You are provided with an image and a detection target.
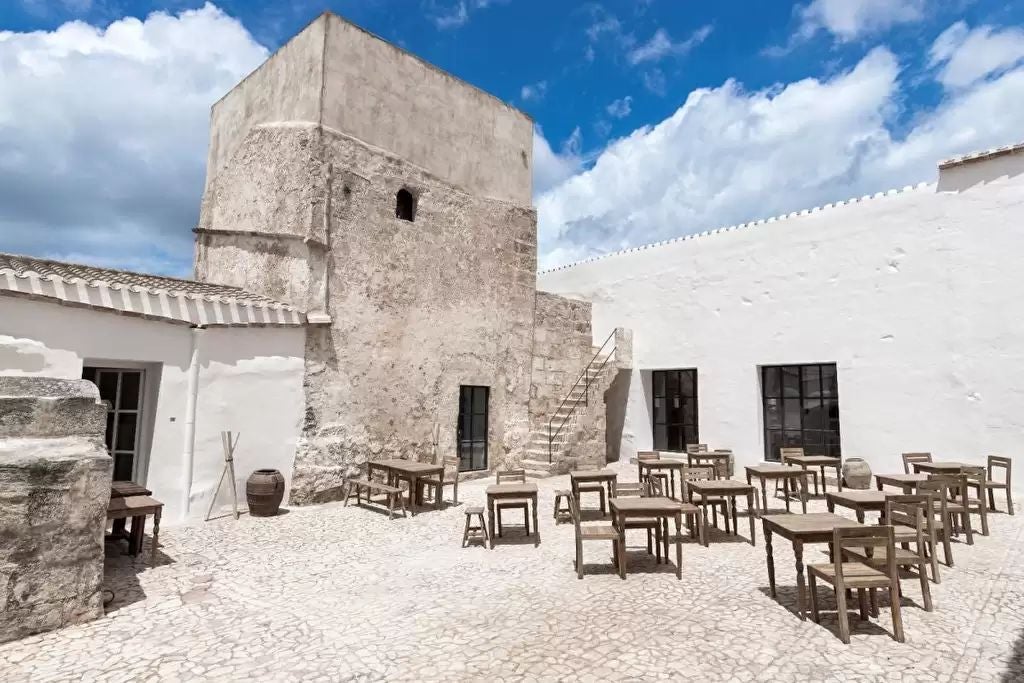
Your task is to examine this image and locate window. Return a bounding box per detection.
[457,385,488,471]
[82,367,145,481]
[761,363,840,461]
[651,369,698,452]
[395,188,416,222]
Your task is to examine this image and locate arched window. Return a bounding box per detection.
[395,188,416,222]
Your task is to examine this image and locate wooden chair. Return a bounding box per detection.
[845,497,934,612]
[961,467,991,536]
[553,489,572,522]
[886,493,941,584]
[614,482,645,497]
[928,473,975,546]
[902,452,932,474]
[419,455,460,507]
[462,506,489,547]
[916,479,956,567]
[682,465,729,534]
[576,481,608,515]
[569,492,619,579]
[622,477,663,561]
[778,447,818,497]
[712,448,734,479]
[495,469,529,537]
[637,451,669,496]
[967,456,1014,515]
[807,526,905,644]
[651,473,703,550]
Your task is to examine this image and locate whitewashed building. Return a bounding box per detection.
[0,254,308,523]
[538,144,1024,493]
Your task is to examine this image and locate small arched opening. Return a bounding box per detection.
[395,188,416,222]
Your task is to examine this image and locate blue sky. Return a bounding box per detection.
[1,0,1023,274]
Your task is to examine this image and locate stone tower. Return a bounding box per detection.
[195,13,538,501]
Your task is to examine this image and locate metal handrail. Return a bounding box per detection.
[548,329,617,462]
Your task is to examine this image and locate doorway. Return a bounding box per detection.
[82,366,145,481]
[457,385,489,472]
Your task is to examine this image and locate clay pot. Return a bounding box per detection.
[842,458,872,490]
[246,469,285,517]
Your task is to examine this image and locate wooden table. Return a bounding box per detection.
[109,481,153,544]
[762,513,862,619]
[107,495,163,563]
[687,452,731,479]
[368,459,444,514]
[745,465,809,515]
[875,472,928,492]
[608,497,684,579]
[825,490,890,523]
[637,459,688,499]
[687,479,757,546]
[785,455,842,495]
[486,483,539,549]
[570,469,617,501]
[913,461,970,474]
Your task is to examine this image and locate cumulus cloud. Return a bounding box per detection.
[520,80,548,102]
[798,0,925,41]
[536,44,1024,269]
[532,127,583,197]
[930,22,1024,90]
[628,25,713,65]
[0,4,268,276]
[606,96,633,119]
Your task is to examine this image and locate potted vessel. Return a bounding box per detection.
[842,458,872,489]
[246,469,285,516]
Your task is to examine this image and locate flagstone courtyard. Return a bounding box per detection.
[3,462,1022,682]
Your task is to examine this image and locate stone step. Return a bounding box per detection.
[521,458,559,476]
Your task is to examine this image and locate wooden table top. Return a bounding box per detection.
[372,459,443,474]
[609,497,683,515]
[110,481,152,498]
[486,483,539,496]
[826,490,889,508]
[875,473,929,484]
[762,512,862,539]
[638,459,689,470]
[688,479,754,495]
[786,455,842,466]
[571,469,617,481]
[107,495,163,518]
[914,461,970,472]
[745,465,807,477]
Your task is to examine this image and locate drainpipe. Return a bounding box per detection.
[182,326,202,517]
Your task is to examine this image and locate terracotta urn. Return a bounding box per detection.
[842,458,872,490]
[246,469,285,516]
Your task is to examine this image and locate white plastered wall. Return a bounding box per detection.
[0,296,306,523]
[539,156,1024,495]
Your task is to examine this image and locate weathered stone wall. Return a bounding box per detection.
[528,292,593,426]
[0,377,112,644]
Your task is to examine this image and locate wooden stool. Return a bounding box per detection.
[553,489,572,521]
[462,506,489,547]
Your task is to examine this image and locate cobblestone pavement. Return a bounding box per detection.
[4,462,1023,682]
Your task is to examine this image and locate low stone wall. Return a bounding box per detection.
[0,377,112,644]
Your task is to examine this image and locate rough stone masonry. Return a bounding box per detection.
[0,377,112,644]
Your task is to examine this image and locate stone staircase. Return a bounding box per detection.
[521,350,617,478]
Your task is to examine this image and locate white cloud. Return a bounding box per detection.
[606,96,633,119]
[536,44,1024,269]
[20,0,93,16]
[0,3,268,275]
[628,25,712,64]
[532,126,583,197]
[520,80,548,102]
[429,0,504,30]
[930,22,1024,90]
[642,68,667,96]
[798,0,925,41]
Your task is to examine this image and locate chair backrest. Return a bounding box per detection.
[779,447,804,465]
[902,452,932,474]
[567,490,583,535]
[442,455,460,482]
[615,482,644,498]
[928,472,969,502]
[917,479,950,524]
[682,465,715,499]
[832,526,897,589]
[637,451,660,461]
[496,469,526,484]
[644,475,665,497]
[884,494,933,550]
[987,455,1012,484]
[686,443,708,454]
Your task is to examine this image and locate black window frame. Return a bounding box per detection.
[456,385,489,472]
[760,363,841,462]
[651,369,699,452]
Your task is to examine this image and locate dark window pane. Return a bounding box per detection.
[119,372,141,410]
[653,371,665,397]
[783,430,803,447]
[471,442,486,470]
[471,414,486,439]
[652,369,697,453]
[98,372,118,405]
[666,371,679,397]
[782,367,800,397]
[667,425,681,451]
[115,413,137,452]
[472,388,487,414]
[767,431,784,461]
[821,365,838,397]
[763,367,780,398]
[803,399,825,430]
[457,386,488,471]
[104,413,114,451]
[680,371,694,396]
[653,397,665,425]
[801,365,821,398]
[113,453,133,481]
[783,399,802,430]
[654,424,667,450]
[670,396,682,423]
[682,398,696,426]
[683,427,698,449]
[765,398,782,429]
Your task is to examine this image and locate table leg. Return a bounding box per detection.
[856,510,865,524]
[799,476,808,514]
[835,465,843,492]
[819,466,827,493]
[131,515,145,557]
[409,475,419,515]
[670,470,677,499]
[532,493,539,547]
[747,491,756,545]
[731,496,739,535]
[783,477,792,512]
[764,523,776,597]
[827,498,835,513]
[795,540,806,620]
[760,479,768,518]
[151,508,161,564]
[701,502,710,547]
[876,478,884,491]
[488,498,496,550]
[616,512,626,579]
[674,512,682,579]
[807,466,818,496]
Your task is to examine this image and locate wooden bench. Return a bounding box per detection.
[343,478,407,519]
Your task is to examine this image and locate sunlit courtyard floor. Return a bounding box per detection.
[3,461,1023,682]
